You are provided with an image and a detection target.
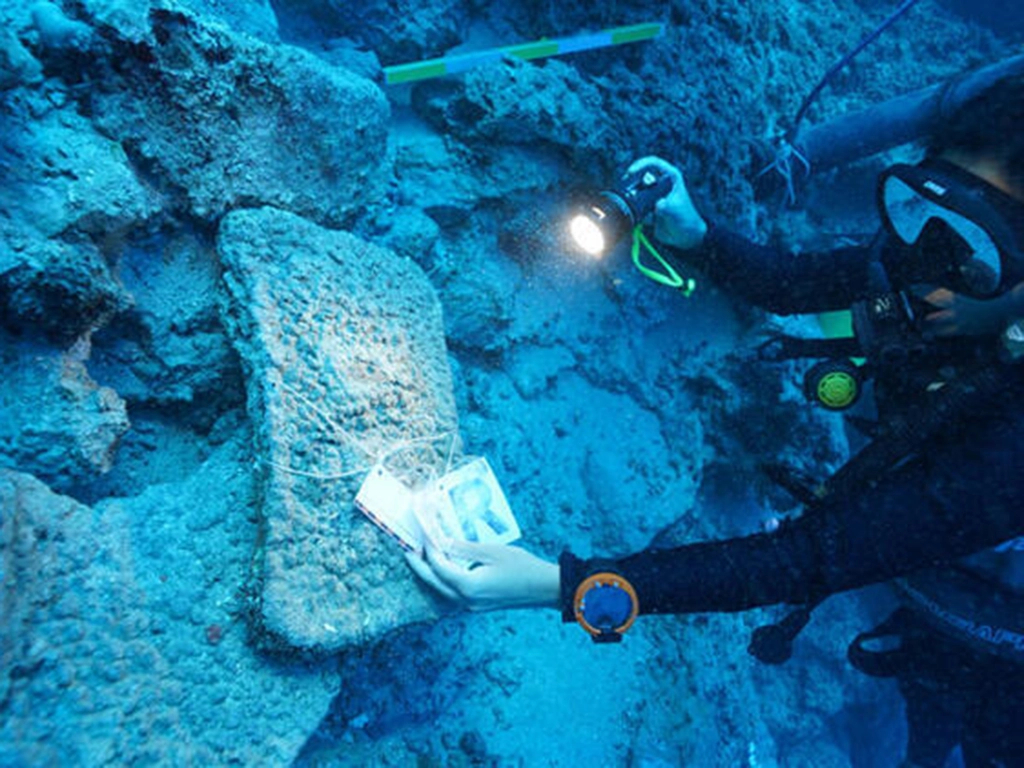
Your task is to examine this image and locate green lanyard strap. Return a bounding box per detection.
[631,226,696,295]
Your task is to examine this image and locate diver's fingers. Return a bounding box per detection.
[628,155,683,184]
[654,192,692,216]
[923,287,956,308]
[910,284,953,308]
[424,540,478,594]
[441,539,508,565]
[923,309,957,336]
[923,308,955,322]
[405,549,461,601]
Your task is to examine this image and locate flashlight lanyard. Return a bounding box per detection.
[631,226,696,295]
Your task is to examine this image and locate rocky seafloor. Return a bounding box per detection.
[1,0,1019,765]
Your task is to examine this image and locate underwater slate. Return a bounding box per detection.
[218,207,457,652]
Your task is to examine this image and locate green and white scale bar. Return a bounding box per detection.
[384,22,664,85]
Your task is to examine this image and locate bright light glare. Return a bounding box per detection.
[569,215,605,256]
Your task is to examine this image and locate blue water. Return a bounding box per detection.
[1,0,1021,765]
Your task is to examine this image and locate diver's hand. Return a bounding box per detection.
[628,155,708,250]
[405,540,560,612]
[918,281,1024,337]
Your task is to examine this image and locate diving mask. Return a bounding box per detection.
[879,160,1024,299]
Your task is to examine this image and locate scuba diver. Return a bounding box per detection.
[407,73,1024,767]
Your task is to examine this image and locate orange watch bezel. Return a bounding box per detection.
[572,572,639,638]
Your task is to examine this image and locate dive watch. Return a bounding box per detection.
[573,572,639,643]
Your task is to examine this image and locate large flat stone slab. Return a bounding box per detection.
[218,207,457,651]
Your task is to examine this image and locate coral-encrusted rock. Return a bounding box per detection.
[62,0,279,43]
[0,334,129,492]
[272,0,465,62]
[218,207,457,652]
[80,7,389,225]
[87,227,243,416]
[412,58,606,156]
[0,99,160,243]
[0,468,178,766]
[0,241,125,344]
[0,100,155,342]
[0,440,340,766]
[0,26,42,89]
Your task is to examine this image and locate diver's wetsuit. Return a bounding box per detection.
[558,223,1024,766]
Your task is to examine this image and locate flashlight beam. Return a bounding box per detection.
[384,22,664,85]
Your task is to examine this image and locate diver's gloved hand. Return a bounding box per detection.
[628,155,708,250]
[405,540,560,612]
[916,280,1024,337]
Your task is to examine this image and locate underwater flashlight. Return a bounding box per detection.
[569,165,674,257]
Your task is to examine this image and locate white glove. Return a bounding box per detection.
[628,155,708,250]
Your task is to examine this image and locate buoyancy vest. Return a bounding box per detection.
[758,234,1024,665]
[894,536,1024,663]
[855,299,1024,663]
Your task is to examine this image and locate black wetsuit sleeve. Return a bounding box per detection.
[677,224,878,315]
[559,413,1024,619]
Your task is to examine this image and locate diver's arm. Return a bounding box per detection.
[632,156,876,315]
[673,224,878,316]
[409,405,1024,619]
[918,280,1024,337]
[407,540,562,611]
[560,413,1024,618]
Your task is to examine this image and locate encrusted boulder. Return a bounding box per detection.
[56,4,388,225]
[0,439,341,765]
[218,207,458,652]
[412,57,606,155]
[273,0,466,62]
[0,26,41,88]
[0,100,156,342]
[0,334,129,492]
[32,0,279,49]
[0,469,169,766]
[87,227,243,416]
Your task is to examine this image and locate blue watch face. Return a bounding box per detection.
[582,583,634,631]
